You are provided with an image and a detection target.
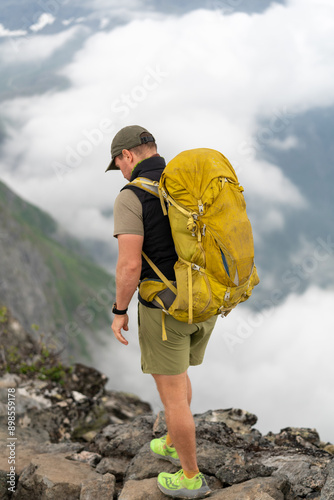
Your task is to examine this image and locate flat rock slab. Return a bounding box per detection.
[12,452,116,499]
[0,428,81,475]
[209,476,288,499]
[80,473,115,499]
[118,477,166,500]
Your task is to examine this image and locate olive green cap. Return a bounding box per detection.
[105,125,155,171]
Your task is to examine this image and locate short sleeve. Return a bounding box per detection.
[113,189,144,237]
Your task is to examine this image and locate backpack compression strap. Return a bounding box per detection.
[141,252,177,341]
[141,252,177,296]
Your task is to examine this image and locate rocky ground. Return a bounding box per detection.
[0,307,334,499]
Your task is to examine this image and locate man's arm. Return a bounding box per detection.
[111,233,143,345]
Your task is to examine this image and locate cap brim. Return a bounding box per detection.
[105,157,118,172]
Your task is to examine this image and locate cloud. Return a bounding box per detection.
[78,0,148,17]
[0,0,333,241]
[266,135,299,151]
[0,25,85,63]
[282,234,334,289]
[239,158,306,206]
[0,24,27,37]
[30,13,56,33]
[254,208,285,233]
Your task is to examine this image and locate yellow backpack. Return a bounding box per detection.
[131,148,259,331]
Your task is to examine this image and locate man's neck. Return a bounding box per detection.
[132,153,160,173]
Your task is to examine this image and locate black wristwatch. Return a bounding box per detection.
[112,303,128,315]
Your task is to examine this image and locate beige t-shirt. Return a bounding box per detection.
[113,189,144,237]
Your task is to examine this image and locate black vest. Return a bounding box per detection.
[122,155,177,307]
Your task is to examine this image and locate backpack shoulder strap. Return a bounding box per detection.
[128,177,159,197]
[128,177,168,215]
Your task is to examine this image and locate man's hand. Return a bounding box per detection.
[111,314,129,345]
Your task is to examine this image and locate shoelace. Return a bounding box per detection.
[173,470,184,485]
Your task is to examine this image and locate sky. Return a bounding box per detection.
[1,0,334,442]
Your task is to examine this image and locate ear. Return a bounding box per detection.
[121,149,131,160]
[122,149,138,167]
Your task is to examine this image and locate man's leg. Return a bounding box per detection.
[152,370,198,473]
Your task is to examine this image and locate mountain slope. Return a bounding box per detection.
[0,179,115,360]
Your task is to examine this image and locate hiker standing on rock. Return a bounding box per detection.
[107,125,217,498]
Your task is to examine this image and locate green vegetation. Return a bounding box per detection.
[0,306,8,323]
[4,337,72,385]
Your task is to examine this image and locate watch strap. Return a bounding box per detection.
[112,303,128,315]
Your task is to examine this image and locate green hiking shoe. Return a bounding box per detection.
[157,469,211,499]
[150,435,181,466]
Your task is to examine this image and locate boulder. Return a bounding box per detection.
[93,414,155,458]
[259,452,331,497]
[319,460,334,500]
[96,456,131,480]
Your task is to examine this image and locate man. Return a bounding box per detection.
[107,125,217,499]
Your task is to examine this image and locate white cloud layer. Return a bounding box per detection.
[2,0,333,243]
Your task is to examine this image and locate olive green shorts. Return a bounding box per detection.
[138,303,217,375]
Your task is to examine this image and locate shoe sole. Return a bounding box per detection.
[150,448,181,466]
[157,481,211,499]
